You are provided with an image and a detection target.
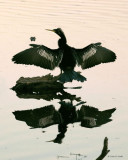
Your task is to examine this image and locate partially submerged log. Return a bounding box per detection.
[12,74,63,90]
[12,74,63,94]
[12,74,81,101]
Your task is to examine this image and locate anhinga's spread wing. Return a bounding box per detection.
[12,44,63,70]
[73,42,116,69]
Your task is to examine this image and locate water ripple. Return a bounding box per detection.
[0,0,128,31]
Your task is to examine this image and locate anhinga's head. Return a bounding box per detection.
[46,28,65,38]
[46,28,67,47]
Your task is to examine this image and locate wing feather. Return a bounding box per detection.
[73,42,116,69]
[12,44,63,70]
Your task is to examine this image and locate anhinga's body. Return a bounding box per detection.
[49,28,76,73]
[12,28,116,83]
[59,45,76,71]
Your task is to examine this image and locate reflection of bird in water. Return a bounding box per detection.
[12,28,116,83]
[13,102,116,144]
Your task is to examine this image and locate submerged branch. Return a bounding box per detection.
[96,137,110,160]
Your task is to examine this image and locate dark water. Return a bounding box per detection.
[0,0,128,159]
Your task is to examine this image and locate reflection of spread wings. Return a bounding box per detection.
[12,44,63,70]
[73,42,116,69]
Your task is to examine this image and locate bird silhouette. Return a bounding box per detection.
[12,28,116,83]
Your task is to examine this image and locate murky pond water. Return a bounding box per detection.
[0,0,128,160]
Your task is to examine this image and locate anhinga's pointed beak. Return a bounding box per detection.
[46,29,55,32]
[46,140,54,142]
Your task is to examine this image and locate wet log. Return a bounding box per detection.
[12,74,63,95]
[12,74,63,91]
[12,74,81,101]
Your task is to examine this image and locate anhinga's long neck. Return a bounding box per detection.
[58,34,67,48]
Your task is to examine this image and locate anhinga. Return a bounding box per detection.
[12,28,116,83]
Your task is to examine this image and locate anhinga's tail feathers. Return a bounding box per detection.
[59,70,86,83]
